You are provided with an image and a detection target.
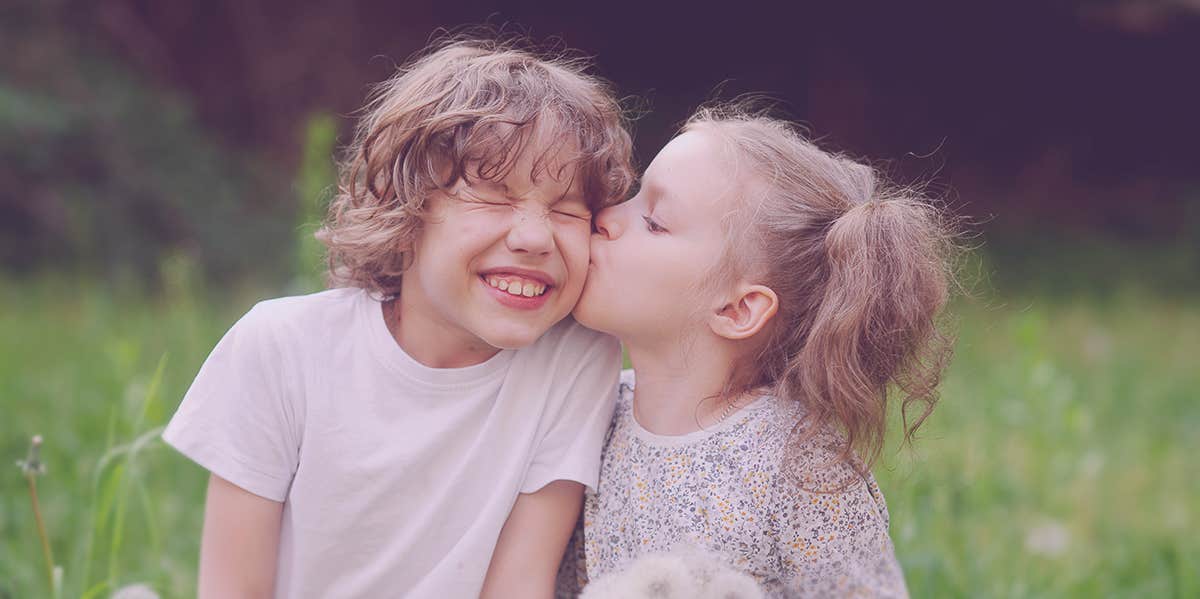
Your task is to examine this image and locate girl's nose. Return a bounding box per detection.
[592,205,624,240]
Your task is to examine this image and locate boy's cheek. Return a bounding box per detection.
[559,226,592,263]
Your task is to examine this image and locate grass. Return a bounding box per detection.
[877,289,1199,597]
[0,272,272,599]
[1,269,1196,598]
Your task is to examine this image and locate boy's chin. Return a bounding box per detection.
[481,329,545,350]
[479,310,574,349]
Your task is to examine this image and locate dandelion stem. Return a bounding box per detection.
[26,471,56,590]
[19,435,56,592]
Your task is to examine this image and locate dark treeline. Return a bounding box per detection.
[2,0,1198,283]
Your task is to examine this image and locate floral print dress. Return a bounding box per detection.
[560,370,908,598]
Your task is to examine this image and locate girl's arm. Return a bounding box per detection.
[774,472,909,598]
[480,479,584,599]
[198,474,284,599]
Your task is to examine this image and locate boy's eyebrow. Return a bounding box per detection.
[473,178,510,193]
[554,187,586,204]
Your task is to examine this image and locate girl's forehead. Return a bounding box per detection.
[646,131,740,210]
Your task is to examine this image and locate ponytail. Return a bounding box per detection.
[785,198,952,469]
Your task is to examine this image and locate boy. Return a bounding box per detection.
[163,38,635,598]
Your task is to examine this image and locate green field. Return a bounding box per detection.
[1,269,1197,598]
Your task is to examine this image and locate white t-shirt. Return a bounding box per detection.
[162,287,620,598]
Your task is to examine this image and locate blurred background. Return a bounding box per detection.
[1,0,1196,597]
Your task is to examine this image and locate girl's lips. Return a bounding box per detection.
[480,276,553,310]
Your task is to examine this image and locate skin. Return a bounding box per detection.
[479,480,584,598]
[198,136,595,598]
[389,141,592,367]
[198,476,282,599]
[574,129,779,435]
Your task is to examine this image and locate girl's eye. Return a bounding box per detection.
[642,215,667,233]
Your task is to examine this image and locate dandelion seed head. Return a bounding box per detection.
[17,434,46,476]
[706,568,764,599]
[583,546,764,598]
[625,553,697,598]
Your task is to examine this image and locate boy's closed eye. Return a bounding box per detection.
[456,187,515,212]
[551,203,591,221]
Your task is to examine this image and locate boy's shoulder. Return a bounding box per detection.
[250,286,363,315]
[238,287,365,339]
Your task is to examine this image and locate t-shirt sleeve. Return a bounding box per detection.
[771,466,909,598]
[520,331,621,494]
[161,303,302,502]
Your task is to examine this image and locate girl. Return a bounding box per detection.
[567,104,954,598]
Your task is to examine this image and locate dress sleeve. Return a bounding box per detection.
[520,331,621,494]
[162,303,303,502]
[770,459,909,598]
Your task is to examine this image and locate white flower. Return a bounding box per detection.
[1024,519,1070,557]
[110,583,160,599]
[1079,450,1105,479]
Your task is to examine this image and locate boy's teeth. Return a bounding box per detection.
[486,275,548,297]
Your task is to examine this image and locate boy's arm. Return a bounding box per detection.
[479,479,583,599]
[198,474,284,599]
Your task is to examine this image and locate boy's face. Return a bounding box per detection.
[402,141,593,354]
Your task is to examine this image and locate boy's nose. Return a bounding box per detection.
[505,212,554,255]
[592,206,623,240]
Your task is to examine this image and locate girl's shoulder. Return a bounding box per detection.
[765,417,893,532]
[613,369,636,413]
[619,368,636,389]
[734,400,889,519]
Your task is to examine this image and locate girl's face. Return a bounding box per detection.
[574,130,737,345]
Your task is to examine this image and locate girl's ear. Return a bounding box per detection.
[710,284,779,340]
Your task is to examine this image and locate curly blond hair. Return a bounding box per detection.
[317,37,636,297]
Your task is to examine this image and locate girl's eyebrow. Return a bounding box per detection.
[642,181,669,211]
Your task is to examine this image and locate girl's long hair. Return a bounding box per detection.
[686,104,957,478]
